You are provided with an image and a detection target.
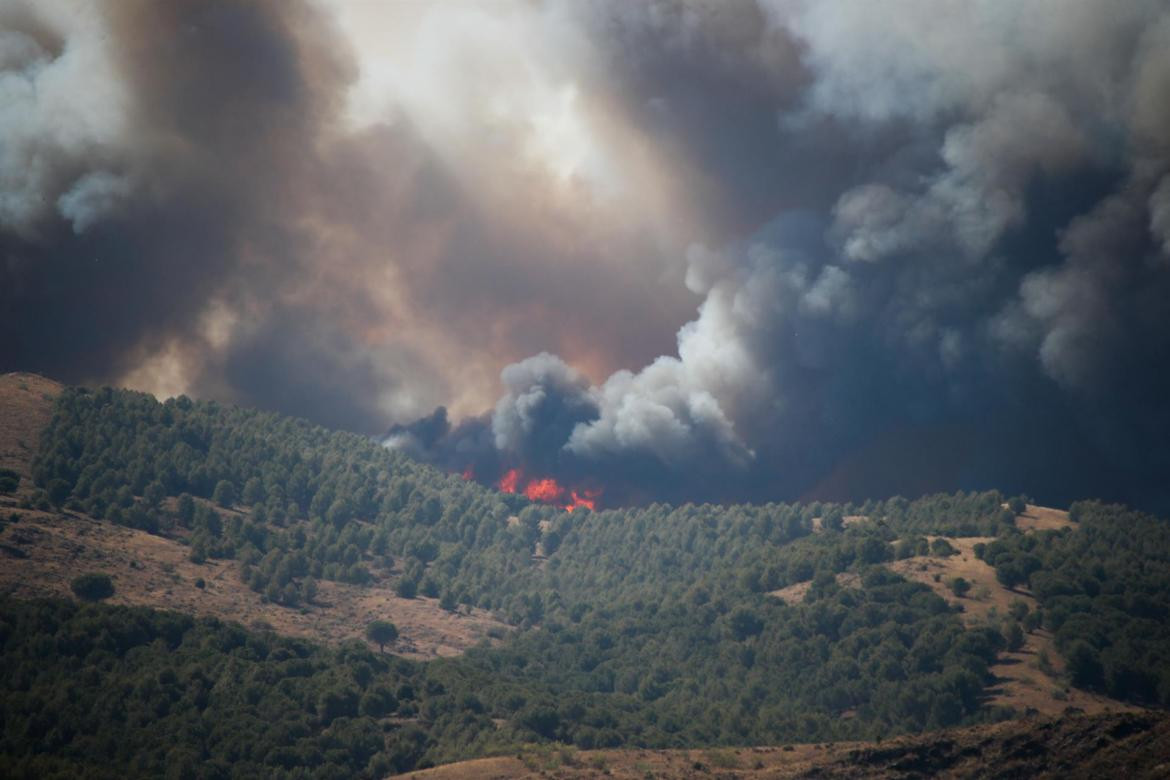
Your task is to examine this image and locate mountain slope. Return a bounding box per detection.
[402,711,1170,779]
[2,377,1169,777]
[0,372,61,482]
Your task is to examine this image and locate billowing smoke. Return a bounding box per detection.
[387,0,1170,511]
[0,0,700,429]
[5,1,1170,511]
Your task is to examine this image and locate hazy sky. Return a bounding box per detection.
[4,0,1170,509]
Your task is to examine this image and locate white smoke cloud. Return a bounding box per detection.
[0,1,131,235]
[476,0,1170,494]
[57,170,131,233]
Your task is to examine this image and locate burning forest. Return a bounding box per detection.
[465,466,599,512]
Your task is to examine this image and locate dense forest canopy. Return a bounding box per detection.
[2,386,1168,777]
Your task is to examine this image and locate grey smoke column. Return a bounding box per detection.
[408,0,1170,510]
[4,1,1170,510]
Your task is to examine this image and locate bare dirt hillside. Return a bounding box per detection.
[0,372,61,482]
[0,374,509,659]
[399,711,1170,779]
[0,507,509,659]
[1014,504,1073,532]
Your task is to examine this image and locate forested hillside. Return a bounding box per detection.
[2,385,1168,777]
[979,502,1170,704]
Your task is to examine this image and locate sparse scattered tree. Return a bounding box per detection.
[212,480,236,508]
[143,480,166,507]
[242,477,265,506]
[930,538,957,557]
[1003,620,1025,651]
[395,578,417,599]
[71,573,114,601]
[177,493,195,526]
[995,562,1026,590]
[366,620,398,652]
[47,478,71,507]
[1066,641,1103,688]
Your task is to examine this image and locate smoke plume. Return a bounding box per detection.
[4,1,1170,510]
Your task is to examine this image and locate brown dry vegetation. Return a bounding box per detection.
[810,514,868,533]
[0,373,509,658]
[0,506,510,659]
[772,509,1133,719]
[884,535,1129,717]
[399,711,1170,780]
[768,579,815,605]
[0,372,61,482]
[1014,504,1074,533]
[768,572,862,605]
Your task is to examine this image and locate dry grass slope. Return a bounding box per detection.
[0,374,509,658]
[399,711,1170,780]
[0,372,62,481]
[0,507,509,658]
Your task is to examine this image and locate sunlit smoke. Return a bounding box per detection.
[7,0,1170,511]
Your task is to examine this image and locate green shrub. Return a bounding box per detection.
[930,538,957,557]
[212,480,236,508]
[395,578,418,599]
[366,620,399,652]
[71,573,115,601]
[0,468,19,494]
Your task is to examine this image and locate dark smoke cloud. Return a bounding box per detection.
[0,0,699,427]
[5,1,1170,512]
[390,0,1170,512]
[491,354,599,465]
[1,0,365,404]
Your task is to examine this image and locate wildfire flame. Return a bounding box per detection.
[496,467,599,511]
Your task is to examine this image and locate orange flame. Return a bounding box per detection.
[496,467,599,511]
[524,477,561,503]
[568,488,599,511]
[499,468,520,493]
